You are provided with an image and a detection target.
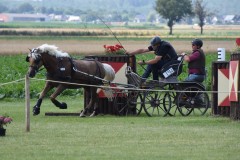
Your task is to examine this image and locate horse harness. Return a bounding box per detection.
[50,57,105,84]
[72,58,105,84]
[42,57,73,81]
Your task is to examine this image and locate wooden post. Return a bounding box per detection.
[211,61,230,116]
[25,75,30,132]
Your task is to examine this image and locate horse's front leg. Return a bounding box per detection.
[50,84,67,109]
[33,82,53,115]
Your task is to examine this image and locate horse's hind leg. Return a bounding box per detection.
[80,87,91,117]
[50,85,67,109]
[89,91,99,117]
[80,87,98,117]
[33,82,53,115]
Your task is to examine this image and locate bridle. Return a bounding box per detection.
[29,63,41,73]
[27,49,44,76]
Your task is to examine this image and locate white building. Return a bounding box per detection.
[67,16,82,22]
[0,13,48,22]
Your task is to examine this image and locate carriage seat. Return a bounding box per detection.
[125,66,167,88]
[125,66,143,87]
[159,58,183,80]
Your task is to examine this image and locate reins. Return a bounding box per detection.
[60,58,137,88]
[66,57,110,84]
[72,65,110,84]
[72,66,136,89]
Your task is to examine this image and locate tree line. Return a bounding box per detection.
[0,0,211,35]
[155,0,210,35]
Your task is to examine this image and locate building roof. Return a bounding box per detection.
[224,15,235,21]
[0,13,47,18]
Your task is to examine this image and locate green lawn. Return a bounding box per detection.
[1,98,240,160]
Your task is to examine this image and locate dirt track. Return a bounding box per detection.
[0,39,236,55]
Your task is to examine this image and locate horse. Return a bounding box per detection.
[26,44,115,117]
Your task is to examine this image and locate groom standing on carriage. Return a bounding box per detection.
[125,36,178,81]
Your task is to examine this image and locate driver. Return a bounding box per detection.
[125,36,178,81]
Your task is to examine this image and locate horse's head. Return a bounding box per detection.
[26,48,43,78]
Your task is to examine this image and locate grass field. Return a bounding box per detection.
[1,98,240,160]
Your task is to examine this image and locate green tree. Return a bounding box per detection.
[0,4,8,13]
[36,6,47,14]
[46,7,55,14]
[194,0,212,34]
[155,0,193,35]
[82,11,99,22]
[17,3,34,13]
[147,12,156,23]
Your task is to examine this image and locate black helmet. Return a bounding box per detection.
[150,36,162,46]
[192,39,203,47]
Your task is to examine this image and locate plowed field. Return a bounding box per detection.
[0,39,236,55]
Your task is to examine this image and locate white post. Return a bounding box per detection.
[25,75,30,132]
[217,48,226,61]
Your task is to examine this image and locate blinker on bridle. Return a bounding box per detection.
[27,50,44,73]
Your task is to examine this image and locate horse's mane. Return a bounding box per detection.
[37,44,70,58]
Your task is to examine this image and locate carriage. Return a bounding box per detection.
[112,55,210,117]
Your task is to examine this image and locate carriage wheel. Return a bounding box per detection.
[113,91,143,116]
[143,90,171,117]
[164,91,178,116]
[177,86,209,116]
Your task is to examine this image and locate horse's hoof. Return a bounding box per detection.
[80,113,86,117]
[79,110,86,117]
[33,106,40,115]
[89,111,96,117]
[59,102,67,109]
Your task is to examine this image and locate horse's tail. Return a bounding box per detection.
[102,63,115,82]
[96,63,115,99]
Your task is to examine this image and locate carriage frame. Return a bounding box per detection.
[112,56,210,117]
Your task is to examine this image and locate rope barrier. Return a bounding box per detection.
[0,78,25,87]
[29,77,238,94]
[0,77,238,94]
